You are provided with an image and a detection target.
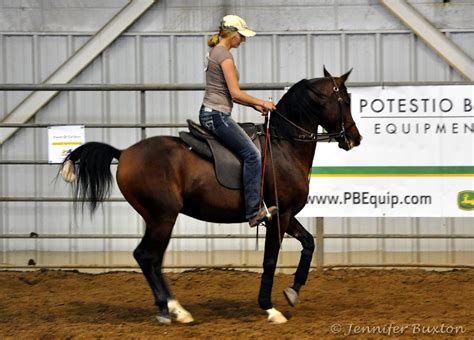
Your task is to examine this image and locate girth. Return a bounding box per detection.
[179,119,263,190]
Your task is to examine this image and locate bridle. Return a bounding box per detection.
[270,77,353,143]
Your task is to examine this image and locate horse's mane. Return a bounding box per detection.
[273,78,325,137]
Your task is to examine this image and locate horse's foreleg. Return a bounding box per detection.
[284,217,315,307]
[258,216,289,324]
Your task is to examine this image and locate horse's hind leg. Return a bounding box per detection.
[283,217,315,307]
[133,218,193,324]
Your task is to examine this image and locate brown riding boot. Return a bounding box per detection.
[249,206,279,228]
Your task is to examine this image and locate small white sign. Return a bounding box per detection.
[48,125,85,163]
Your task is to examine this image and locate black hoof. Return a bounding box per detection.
[156,314,172,324]
[283,287,299,307]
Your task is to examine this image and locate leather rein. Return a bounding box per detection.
[267,77,353,143]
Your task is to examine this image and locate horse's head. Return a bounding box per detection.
[308,67,362,151]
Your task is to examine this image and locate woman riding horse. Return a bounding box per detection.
[60,67,361,324]
[200,15,278,227]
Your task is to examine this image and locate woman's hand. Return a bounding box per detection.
[254,100,276,116]
[263,100,277,112]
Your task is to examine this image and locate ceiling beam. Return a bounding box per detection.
[380,0,473,80]
[0,0,155,145]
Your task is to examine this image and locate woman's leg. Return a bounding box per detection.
[200,110,261,218]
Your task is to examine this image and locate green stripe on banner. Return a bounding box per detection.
[310,166,474,177]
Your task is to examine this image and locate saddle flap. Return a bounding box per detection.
[180,119,264,190]
[208,140,242,189]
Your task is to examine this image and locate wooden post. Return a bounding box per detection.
[316,217,324,270]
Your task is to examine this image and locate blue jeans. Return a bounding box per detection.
[199,106,262,219]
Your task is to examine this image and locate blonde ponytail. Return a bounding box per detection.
[208,29,239,47]
[208,33,220,47]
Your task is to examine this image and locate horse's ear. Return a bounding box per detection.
[340,68,353,82]
[323,66,332,78]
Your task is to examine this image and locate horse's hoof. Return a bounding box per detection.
[168,299,194,324]
[283,287,299,307]
[266,308,288,324]
[156,315,172,324]
[175,312,194,324]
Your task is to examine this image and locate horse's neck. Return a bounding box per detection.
[270,113,318,179]
[270,82,322,177]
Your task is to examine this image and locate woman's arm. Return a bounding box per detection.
[221,58,275,113]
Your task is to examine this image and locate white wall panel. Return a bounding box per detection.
[450,32,474,81]
[278,35,307,82]
[239,35,274,121]
[105,36,140,149]
[347,34,377,82]
[312,35,342,77]
[382,33,411,81]
[174,35,205,137]
[5,36,34,114]
[143,36,173,137]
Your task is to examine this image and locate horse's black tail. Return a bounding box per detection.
[59,142,122,213]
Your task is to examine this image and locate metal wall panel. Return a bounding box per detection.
[347,34,377,81]
[312,34,342,76]
[1,0,473,267]
[143,35,173,137]
[381,33,411,81]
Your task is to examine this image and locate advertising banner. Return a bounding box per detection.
[298,85,474,217]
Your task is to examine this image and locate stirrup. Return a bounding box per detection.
[249,206,278,228]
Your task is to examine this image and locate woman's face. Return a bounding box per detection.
[230,33,246,48]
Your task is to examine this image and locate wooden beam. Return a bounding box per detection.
[381,0,473,80]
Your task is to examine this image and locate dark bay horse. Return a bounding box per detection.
[60,68,361,324]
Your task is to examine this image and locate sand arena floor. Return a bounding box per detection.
[0,269,473,338]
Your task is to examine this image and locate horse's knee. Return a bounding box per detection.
[301,247,313,258]
[133,246,151,265]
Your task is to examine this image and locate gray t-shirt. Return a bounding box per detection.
[202,45,239,114]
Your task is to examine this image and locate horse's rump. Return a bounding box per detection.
[116,136,246,223]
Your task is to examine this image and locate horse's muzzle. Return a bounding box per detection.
[338,133,362,151]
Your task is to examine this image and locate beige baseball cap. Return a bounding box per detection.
[220,15,256,37]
